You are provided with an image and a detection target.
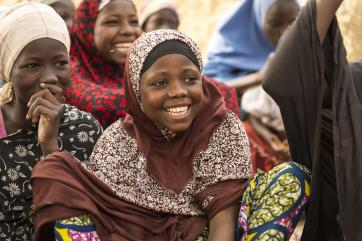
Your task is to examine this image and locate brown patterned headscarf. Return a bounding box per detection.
[122,29,242,192]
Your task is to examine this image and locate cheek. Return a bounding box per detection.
[141,91,161,112]
[133,26,142,37]
[94,27,111,54]
[189,85,204,115]
[59,70,71,90]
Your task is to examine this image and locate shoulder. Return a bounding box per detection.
[194,111,252,184]
[212,111,250,159]
[61,104,103,134]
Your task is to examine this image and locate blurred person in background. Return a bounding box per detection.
[64,0,142,127]
[204,0,301,172]
[139,0,179,32]
[263,0,362,239]
[204,0,300,85]
[39,0,76,32]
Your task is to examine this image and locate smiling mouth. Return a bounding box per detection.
[111,42,133,54]
[165,106,189,117]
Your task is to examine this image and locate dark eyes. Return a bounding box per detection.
[185,75,199,82]
[153,80,167,86]
[22,60,68,70]
[152,75,200,87]
[25,63,39,69]
[130,19,139,26]
[104,19,119,25]
[56,60,69,67]
[268,19,283,28]
[104,19,139,26]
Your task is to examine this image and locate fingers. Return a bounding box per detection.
[26,97,59,123]
[27,87,61,109]
[40,83,64,102]
[27,86,63,124]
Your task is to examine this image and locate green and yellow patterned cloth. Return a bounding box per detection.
[55,162,310,241]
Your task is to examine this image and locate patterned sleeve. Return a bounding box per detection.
[54,215,100,241]
[65,72,127,128]
[59,104,103,162]
[193,112,252,219]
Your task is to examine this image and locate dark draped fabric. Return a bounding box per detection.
[263,1,362,240]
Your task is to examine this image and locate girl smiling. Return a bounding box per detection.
[32,30,310,241]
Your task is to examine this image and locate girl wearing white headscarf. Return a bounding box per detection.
[0,3,102,240]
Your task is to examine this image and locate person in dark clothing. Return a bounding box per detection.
[263,0,362,240]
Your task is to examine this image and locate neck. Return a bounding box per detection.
[2,98,33,134]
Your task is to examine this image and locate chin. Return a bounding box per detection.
[110,56,126,66]
[165,122,192,133]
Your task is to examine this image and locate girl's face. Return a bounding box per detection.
[140,53,203,132]
[94,0,142,65]
[50,0,75,32]
[263,0,299,45]
[143,9,179,32]
[10,38,70,104]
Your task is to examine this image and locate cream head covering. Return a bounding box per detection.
[0,2,70,104]
[37,0,60,5]
[139,0,178,28]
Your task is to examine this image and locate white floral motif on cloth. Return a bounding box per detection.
[0,104,102,240]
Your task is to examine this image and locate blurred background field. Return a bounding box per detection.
[1,0,361,61]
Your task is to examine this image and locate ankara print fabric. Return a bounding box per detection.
[0,104,102,241]
[238,162,311,241]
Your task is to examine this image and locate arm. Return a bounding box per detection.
[226,72,261,95]
[208,205,239,241]
[226,54,274,95]
[316,0,343,42]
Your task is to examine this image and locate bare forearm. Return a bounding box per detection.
[226,72,261,93]
[316,0,343,42]
[40,139,59,156]
[208,205,238,241]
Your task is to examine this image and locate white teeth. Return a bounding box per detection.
[115,42,133,48]
[166,106,188,117]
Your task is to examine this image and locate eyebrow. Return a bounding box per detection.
[21,54,67,61]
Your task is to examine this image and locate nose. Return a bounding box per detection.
[40,66,58,84]
[168,81,187,98]
[119,22,134,36]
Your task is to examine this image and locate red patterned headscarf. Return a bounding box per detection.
[65,0,137,127]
